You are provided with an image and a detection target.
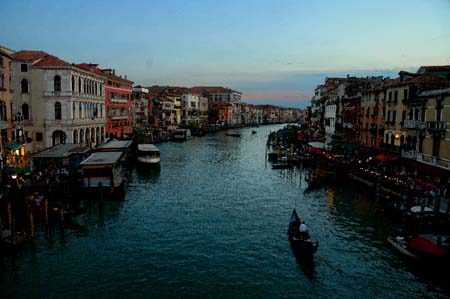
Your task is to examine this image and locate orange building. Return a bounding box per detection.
[76,64,133,138]
[360,83,386,147]
[209,101,232,125]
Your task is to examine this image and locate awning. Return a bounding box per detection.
[6,143,21,150]
[375,153,399,162]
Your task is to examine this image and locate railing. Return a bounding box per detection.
[45,117,106,125]
[110,98,128,103]
[111,115,129,120]
[343,123,354,129]
[401,149,417,159]
[403,120,419,129]
[427,121,446,130]
[0,120,8,130]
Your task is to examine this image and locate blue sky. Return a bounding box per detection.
[2,0,450,108]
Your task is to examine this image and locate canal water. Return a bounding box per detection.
[1,124,449,298]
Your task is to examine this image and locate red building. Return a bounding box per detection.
[76,64,133,139]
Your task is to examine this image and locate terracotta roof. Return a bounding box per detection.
[190,86,240,94]
[386,74,447,87]
[75,63,104,75]
[13,50,47,61]
[13,50,72,67]
[34,54,71,67]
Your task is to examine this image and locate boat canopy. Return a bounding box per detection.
[80,151,123,167]
[137,144,159,151]
[99,140,133,152]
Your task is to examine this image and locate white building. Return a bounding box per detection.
[181,93,200,126]
[11,50,106,153]
[324,102,336,142]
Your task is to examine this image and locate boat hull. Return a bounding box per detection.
[137,156,160,164]
[289,236,319,255]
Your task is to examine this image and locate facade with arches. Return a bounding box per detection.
[75,64,133,139]
[11,50,107,153]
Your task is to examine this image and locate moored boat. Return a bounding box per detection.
[137,144,160,165]
[172,129,191,141]
[287,209,318,255]
[388,234,450,264]
[79,151,128,198]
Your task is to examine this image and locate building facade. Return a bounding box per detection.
[12,51,106,153]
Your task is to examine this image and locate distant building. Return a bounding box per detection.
[132,86,149,129]
[190,86,242,125]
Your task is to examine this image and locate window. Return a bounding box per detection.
[55,102,62,120]
[0,73,4,89]
[0,101,6,121]
[392,111,397,123]
[36,132,43,142]
[21,78,28,93]
[388,92,392,101]
[54,75,61,92]
[21,64,28,72]
[394,91,398,102]
[78,77,81,92]
[22,103,29,120]
[72,76,75,92]
[403,89,408,101]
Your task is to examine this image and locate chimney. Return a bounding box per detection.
[113,69,115,75]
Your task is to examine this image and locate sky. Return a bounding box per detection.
[2,0,450,109]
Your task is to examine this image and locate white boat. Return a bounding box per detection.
[172,129,191,141]
[137,144,160,164]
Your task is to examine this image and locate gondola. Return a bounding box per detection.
[287,209,318,255]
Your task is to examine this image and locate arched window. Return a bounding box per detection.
[22,103,29,119]
[55,102,62,120]
[54,75,61,92]
[72,102,76,119]
[78,77,81,92]
[79,102,83,118]
[72,76,75,92]
[21,78,28,93]
[73,130,78,143]
[94,82,97,95]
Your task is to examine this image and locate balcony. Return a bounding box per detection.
[110,97,128,104]
[45,117,106,126]
[401,149,417,159]
[0,120,8,130]
[343,123,354,129]
[427,121,446,131]
[403,120,419,129]
[111,115,128,120]
[44,91,73,97]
